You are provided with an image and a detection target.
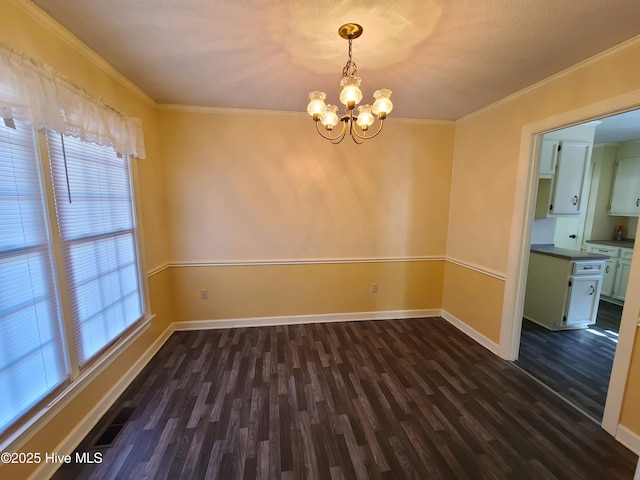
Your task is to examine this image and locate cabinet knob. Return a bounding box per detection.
[606,265,610,273]
[589,285,595,295]
[572,195,578,206]
[636,198,639,207]
[569,235,577,239]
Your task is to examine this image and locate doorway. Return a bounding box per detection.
[503,105,640,434]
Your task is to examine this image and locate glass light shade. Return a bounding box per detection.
[307,91,328,117]
[356,105,375,128]
[320,105,340,129]
[339,75,363,107]
[371,89,393,116]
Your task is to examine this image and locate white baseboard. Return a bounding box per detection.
[28,322,174,480]
[174,309,442,331]
[617,424,640,456]
[440,310,501,356]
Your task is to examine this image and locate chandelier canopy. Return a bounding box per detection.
[306,23,393,144]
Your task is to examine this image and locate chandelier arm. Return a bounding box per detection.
[315,119,348,144]
[347,111,365,144]
[331,121,349,144]
[350,128,365,145]
[350,118,385,141]
[352,119,384,143]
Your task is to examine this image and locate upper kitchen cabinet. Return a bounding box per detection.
[535,123,596,217]
[548,141,591,215]
[539,139,559,178]
[609,142,640,217]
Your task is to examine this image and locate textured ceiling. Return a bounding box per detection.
[31,0,640,120]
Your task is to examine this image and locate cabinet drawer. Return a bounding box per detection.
[572,261,604,275]
[620,248,634,260]
[586,245,620,257]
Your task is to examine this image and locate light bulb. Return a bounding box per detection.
[356,105,374,129]
[321,105,340,130]
[339,75,363,108]
[372,89,393,117]
[307,91,327,118]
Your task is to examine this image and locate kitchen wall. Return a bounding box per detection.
[158,107,455,322]
[585,142,638,242]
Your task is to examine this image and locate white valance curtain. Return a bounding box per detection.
[0,43,146,158]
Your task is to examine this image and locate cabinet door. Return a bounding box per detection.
[539,139,559,178]
[565,275,601,326]
[609,156,640,216]
[553,216,581,250]
[601,259,616,297]
[549,141,590,215]
[612,259,632,301]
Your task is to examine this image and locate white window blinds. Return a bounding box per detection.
[0,120,68,434]
[46,132,143,366]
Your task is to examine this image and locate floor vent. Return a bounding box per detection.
[92,406,136,448]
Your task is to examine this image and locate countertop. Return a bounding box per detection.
[586,239,635,249]
[530,244,610,261]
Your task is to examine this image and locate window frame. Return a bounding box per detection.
[0,125,151,449]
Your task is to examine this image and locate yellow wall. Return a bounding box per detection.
[0,2,174,478]
[159,109,454,262]
[171,261,444,322]
[444,39,640,436]
[443,263,504,343]
[159,108,454,320]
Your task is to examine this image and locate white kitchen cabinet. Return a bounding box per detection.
[612,259,632,301]
[601,259,617,297]
[586,244,633,301]
[539,139,559,178]
[524,252,604,330]
[548,141,590,215]
[565,275,602,326]
[609,156,640,216]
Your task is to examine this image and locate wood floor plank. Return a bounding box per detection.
[52,317,637,479]
[518,299,621,421]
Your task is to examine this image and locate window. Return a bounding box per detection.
[46,132,143,366]
[0,121,144,436]
[0,121,67,434]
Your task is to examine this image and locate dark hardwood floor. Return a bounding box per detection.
[53,317,637,479]
[517,300,622,422]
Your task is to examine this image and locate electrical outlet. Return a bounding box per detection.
[371,283,378,293]
[200,289,208,299]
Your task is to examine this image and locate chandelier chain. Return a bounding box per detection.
[342,37,358,78]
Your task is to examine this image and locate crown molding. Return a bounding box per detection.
[158,104,308,117]
[9,0,156,107]
[158,103,454,125]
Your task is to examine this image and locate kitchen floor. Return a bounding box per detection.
[516,300,621,422]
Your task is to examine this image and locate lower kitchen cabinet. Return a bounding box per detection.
[565,275,602,325]
[601,259,617,297]
[612,259,632,301]
[524,252,604,330]
[586,244,633,301]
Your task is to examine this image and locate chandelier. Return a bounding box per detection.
[306,23,393,144]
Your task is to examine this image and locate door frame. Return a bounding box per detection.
[500,90,640,438]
